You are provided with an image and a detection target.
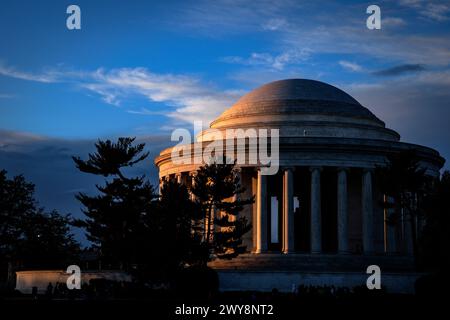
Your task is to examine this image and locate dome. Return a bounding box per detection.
[203,79,400,142]
[235,79,359,105]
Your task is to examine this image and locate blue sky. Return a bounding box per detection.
[1,0,450,242]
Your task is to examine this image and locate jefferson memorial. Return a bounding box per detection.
[155,79,444,292]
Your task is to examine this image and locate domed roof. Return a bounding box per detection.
[211,79,382,127]
[237,79,360,105]
[203,79,400,142]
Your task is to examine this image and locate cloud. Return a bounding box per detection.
[262,18,288,31]
[176,1,450,66]
[171,0,450,64]
[86,68,241,124]
[372,64,426,76]
[0,93,14,99]
[338,60,363,72]
[0,64,59,83]
[222,49,310,71]
[382,17,407,27]
[172,0,301,35]
[342,71,450,169]
[422,3,450,21]
[0,129,172,244]
[399,0,450,21]
[126,107,163,116]
[0,64,241,125]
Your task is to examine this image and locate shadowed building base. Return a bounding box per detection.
[209,253,419,294]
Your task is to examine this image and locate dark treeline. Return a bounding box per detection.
[0,170,79,284]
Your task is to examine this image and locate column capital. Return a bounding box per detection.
[362,167,374,173]
[309,166,323,172]
[337,166,349,173]
[282,166,295,172]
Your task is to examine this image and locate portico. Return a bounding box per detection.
[253,165,375,255]
[155,79,444,263]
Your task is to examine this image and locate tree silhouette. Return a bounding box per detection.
[149,180,206,279]
[420,171,450,271]
[73,137,158,270]
[191,158,253,263]
[0,170,78,283]
[376,150,429,262]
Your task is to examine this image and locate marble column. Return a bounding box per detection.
[189,171,197,201]
[176,173,182,184]
[310,167,322,254]
[337,168,349,254]
[282,168,294,253]
[256,169,268,253]
[158,177,165,196]
[362,169,374,254]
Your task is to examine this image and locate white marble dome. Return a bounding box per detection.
[201,79,400,141]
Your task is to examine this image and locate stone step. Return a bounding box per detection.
[208,253,415,272]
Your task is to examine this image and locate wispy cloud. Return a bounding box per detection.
[399,0,450,21]
[261,18,288,31]
[126,107,163,116]
[222,49,310,70]
[382,17,407,28]
[0,64,59,83]
[372,64,426,77]
[0,93,14,99]
[173,0,301,35]
[422,3,450,21]
[176,0,450,66]
[0,129,171,244]
[0,64,240,125]
[338,60,363,72]
[87,68,241,124]
[341,70,450,169]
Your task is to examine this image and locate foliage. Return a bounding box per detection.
[419,171,450,271]
[73,137,158,270]
[0,170,79,272]
[191,157,253,263]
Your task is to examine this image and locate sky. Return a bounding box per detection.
[1,0,450,243]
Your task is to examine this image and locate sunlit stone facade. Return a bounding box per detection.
[155,79,444,291]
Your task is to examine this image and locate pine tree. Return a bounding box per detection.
[72,137,158,270]
[191,158,253,263]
